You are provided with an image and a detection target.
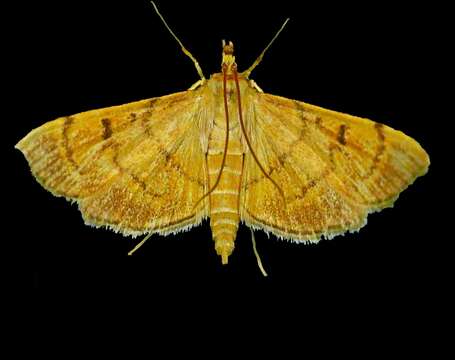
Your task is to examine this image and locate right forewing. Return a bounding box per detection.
[16,89,213,236]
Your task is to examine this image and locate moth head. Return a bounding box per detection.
[221,40,236,73]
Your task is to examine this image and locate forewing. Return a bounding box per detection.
[240,92,430,242]
[16,90,212,236]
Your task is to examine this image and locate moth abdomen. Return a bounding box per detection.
[207,149,243,264]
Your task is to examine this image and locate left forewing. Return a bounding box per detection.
[240,92,430,242]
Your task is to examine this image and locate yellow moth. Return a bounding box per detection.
[15,2,429,276]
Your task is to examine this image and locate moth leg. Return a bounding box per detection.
[151,1,206,81]
[128,233,153,256]
[188,79,205,90]
[250,229,268,277]
[249,79,264,93]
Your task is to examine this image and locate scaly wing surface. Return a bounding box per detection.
[16,90,212,236]
[240,92,429,242]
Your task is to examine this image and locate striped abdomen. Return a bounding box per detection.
[207,137,243,264]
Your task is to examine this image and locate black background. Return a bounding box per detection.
[7,0,445,317]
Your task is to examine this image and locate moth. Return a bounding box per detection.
[16,2,429,274]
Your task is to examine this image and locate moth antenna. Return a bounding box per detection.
[243,18,290,78]
[192,64,230,211]
[128,232,153,256]
[233,67,286,201]
[251,229,268,277]
[150,1,205,81]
